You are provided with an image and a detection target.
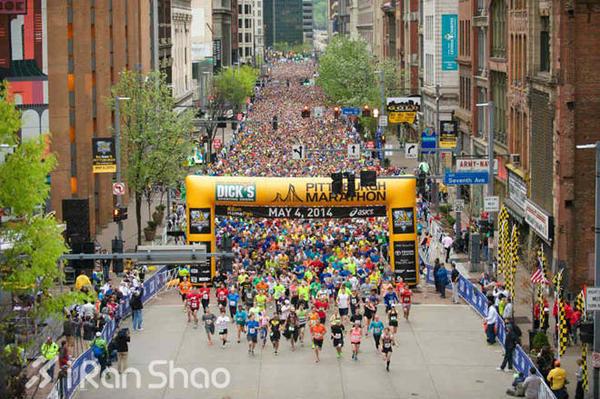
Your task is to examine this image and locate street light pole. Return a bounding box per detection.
[114,97,124,242]
[432,84,440,209]
[576,142,600,399]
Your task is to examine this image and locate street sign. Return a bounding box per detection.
[483,196,500,212]
[421,128,436,154]
[444,172,489,185]
[366,141,375,150]
[313,106,324,118]
[453,199,465,212]
[112,182,126,196]
[593,352,600,368]
[586,287,600,311]
[292,144,305,160]
[341,107,360,116]
[405,143,418,159]
[456,158,499,175]
[213,138,222,150]
[379,115,388,127]
[347,144,360,159]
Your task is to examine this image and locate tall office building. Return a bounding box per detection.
[237,0,265,64]
[302,0,313,43]
[46,0,151,235]
[263,0,303,47]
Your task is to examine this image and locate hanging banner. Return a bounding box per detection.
[91,138,117,173]
[441,14,458,71]
[386,97,421,124]
[439,120,458,149]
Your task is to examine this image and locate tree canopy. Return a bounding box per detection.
[111,70,195,244]
[317,36,404,108]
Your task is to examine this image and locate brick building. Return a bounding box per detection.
[47,0,151,236]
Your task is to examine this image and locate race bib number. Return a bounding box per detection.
[203,294,209,299]
[230,300,236,306]
[334,333,341,339]
[249,328,256,334]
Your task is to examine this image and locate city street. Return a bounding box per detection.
[77,292,514,399]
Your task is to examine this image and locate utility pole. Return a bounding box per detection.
[576,142,600,398]
[114,97,128,242]
[487,101,495,269]
[378,69,386,160]
[432,84,440,208]
[151,0,159,71]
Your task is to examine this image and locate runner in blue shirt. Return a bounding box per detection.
[227,290,240,318]
[368,315,385,351]
[234,305,248,344]
[383,287,399,311]
[246,314,259,355]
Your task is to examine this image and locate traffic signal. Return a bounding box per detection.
[272,115,278,130]
[113,207,128,222]
[346,172,356,197]
[362,105,371,117]
[301,106,310,118]
[333,107,340,119]
[331,172,343,195]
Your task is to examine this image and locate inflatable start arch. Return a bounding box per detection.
[185,176,418,285]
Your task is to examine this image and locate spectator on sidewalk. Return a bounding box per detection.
[75,270,92,293]
[63,313,75,349]
[547,360,568,399]
[40,336,59,382]
[442,233,453,263]
[450,263,460,304]
[505,371,525,397]
[522,368,543,399]
[101,249,111,282]
[575,358,584,399]
[130,287,144,331]
[503,297,514,320]
[434,263,448,299]
[113,328,130,374]
[497,320,521,372]
[433,258,442,295]
[485,300,498,344]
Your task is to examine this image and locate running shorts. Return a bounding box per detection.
[313,338,323,348]
[248,335,258,343]
[219,328,228,335]
[339,308,349,316]
[333,338,344,347]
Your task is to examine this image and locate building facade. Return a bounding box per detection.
[46,0,151,234]
[263,0,304,47]
[171,0,193,107]
[302,0,314,43]
[212,0,233,69]
[237,0,264,64]
[0,0,49,141]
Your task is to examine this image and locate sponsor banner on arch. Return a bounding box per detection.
[215,205,387,219]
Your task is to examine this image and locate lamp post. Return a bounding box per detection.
[576,142,600,399]
[114,96,130,242]
[476,101,495,270]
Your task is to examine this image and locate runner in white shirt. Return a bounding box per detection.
[215,310,231,348]
[337,291,350,324]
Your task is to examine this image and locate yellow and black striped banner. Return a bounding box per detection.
[537,284,546,329]
[582,343,589,391]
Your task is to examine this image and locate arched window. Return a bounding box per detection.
[491,0,507,58]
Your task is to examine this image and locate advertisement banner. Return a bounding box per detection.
[393,241,417,284]
[441,14,458,71]
[386,97,421,124]
[439,120,458,149]
[91,138,116,173]
[215,205,387,219]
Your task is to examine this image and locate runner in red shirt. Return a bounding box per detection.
[313,296,329,324]
[186,288,201,327]
[199,283,211,313]
[400,287,413,321]
[216,284,229,309]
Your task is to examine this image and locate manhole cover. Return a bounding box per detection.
[475,380,485,384]
[410,394,419,396]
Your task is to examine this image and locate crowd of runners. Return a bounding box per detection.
[179,60,414,370]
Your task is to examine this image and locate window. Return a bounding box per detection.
[477,88,487,137]
[239,33,243,43]
[477,28,486,74]
[459,20,465,56]
[466,20,471,56]
[238,18,242,28]
[460,76,471,110]
[245,18,251,29]
[245,33,251,43]
[238,4,242,13]
[491,0,507,58]
[425,54,434,85]
[425,16,433,41]
[245,4,251,14]
[245,47,251,57]
[491,71,507,144]
[540,17,550,72]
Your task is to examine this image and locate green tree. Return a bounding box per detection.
[0,85,85,398]
[204,66,258,157]
[111,70,195,244]
[313,0,327,30]
[317,36,379,107]
[377,58,407,98]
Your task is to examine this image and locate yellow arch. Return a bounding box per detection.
[186,176,419,285]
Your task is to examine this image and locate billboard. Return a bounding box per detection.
[386,97,421,124]
[441,14,458,71]
[91,138,116,173]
